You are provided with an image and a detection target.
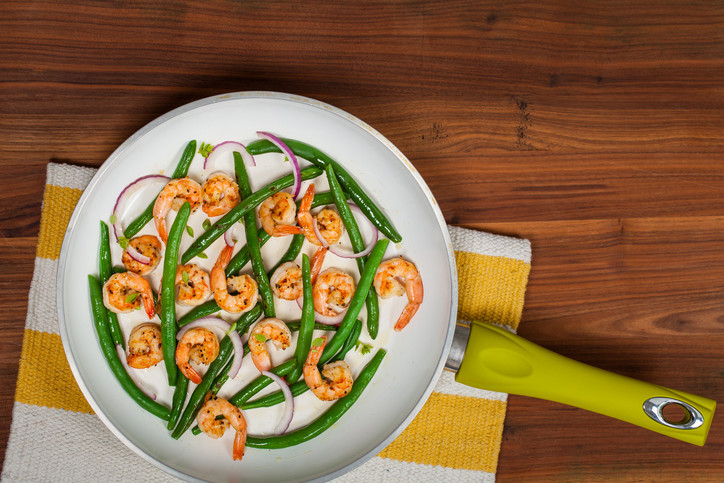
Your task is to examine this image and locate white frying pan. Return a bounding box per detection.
[58,92,715,482]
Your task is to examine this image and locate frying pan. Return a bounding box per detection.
[58,92,716,482]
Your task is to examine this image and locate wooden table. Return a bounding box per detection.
[2,1,722,480]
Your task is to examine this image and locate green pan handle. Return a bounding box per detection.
[455,321,716,446]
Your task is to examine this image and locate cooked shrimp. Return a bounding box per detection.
[247,318,292,372]
[102,271,156,319]
[201,172,240,217]
[126,323,163,369]
[121,235,162,276]
[175,264,211,306]
[153,177,202,243]
[374,257,423,331]
[313,268,355,317]
[258,192,298,237]
[175,327,220,384]
[197,395,247,461]
[303,335,354,401]
[210,245,259,313]
[274,184,344,246]
[270,262,302,300]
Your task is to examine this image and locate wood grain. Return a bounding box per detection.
[1,0,722,479]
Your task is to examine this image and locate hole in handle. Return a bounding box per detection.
[643,397,704,430]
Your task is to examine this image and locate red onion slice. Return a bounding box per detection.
[223,226,236,247]
[204,141,256,170]
[296,297,346,325]
[125,244,151,265]
[257,132,301,200]
[312,204,379,259]
[116,344,157,400]
[177,317,244,379]
[261,370,294,434]
[112,174,170,241]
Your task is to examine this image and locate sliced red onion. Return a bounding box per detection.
[125,244,151,265]
[116,344,157,400]
[204,141,256,170]
[257,131,301,200]
[112,174,170,241]
[176,317,244,379]
[296,297,346,325]
[313,204,379,259]
[223,226,236,247]
[261,370,294,434]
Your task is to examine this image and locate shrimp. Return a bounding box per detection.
[121,235,162,276]
[175,264,212,306]
[374,257,423,331]
[274,184,344,246]
[313,268,355,317]
[258,192,298,237]
[201,172,240,217]
[175,327,220,384]
[102,271,156,319]
[303,335,354,401]
[153,177,202,243]
[247,318,292,372]
[269,262,302,300]
[210,245,259,313]
[197,394,247,461]
[126,323,163,369]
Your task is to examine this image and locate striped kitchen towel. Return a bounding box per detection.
[2,163,531,482]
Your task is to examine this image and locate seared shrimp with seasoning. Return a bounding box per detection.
[210,245,259,313]
[153,177,202,243]
[121,235,162,275]
[274,184,344,246]
[374,257,423,331]
[201,172,240,217]
[269,262,303,300]
[102,271,156,319]
[248,318,292,372]
[258,192,298,237]
[175,264,211,306]
[303,335,354,401]
[126,323,163,369]
[175,327,220,384]
[197,395,247,461]
[313,268,356,317]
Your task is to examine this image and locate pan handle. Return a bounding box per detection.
[455,322,716,446]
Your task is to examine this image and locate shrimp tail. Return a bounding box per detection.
[232,426,247,461]
[310,246,327,284]
[394,302,420,331]
[179,363,203,384]
[305,335,327,366]
[272,224,303,237]
[142,293,156,320]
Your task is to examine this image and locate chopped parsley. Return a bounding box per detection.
[355,340,373,355]
[199,142,214,158]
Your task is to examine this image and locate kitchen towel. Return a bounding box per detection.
[2,162,531,482]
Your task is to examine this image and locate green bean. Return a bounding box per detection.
[235,152,275,317]
[286,253,314,383]
[228,359,297,407]
[245,349,386,448]
[171,305,262,437]
[181,166,323,264]
[325,164,381,339]
[88,274,170,420]
[241,379,310,410]
[124,140,196,238]
[98,221,124,348]
[286,321,340,333]
[268,233,304,275]
[320,238,389,364]
[330,319,363,363]
[160,201,191,386]
[247,138,401,243]
[177,300,221,327]
[167,374,189,430]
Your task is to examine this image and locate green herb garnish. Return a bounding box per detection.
[355,340,373,355]
[199,142,214,158]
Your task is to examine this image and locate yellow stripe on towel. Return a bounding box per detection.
[454,250,530,331]
[36,185,84,260]
[15,329,93,414]
[379,393,506,473]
